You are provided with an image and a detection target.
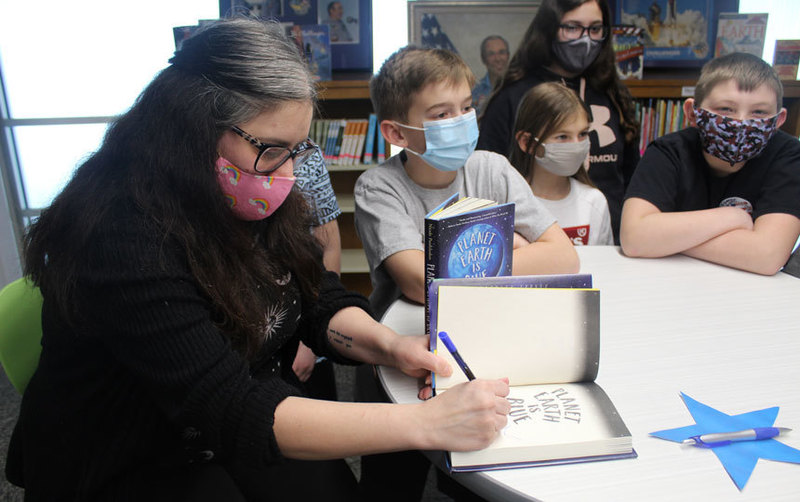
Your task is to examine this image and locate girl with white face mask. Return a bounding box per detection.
[511,82,613,246]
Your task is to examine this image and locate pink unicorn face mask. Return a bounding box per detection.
[215,157,295,221]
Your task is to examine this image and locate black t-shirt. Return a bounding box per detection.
[625,128,800,220]
[478,67,639,243]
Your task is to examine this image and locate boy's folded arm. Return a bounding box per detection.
[619,197,753,258]
[383,249,427,304]
[683,212,800,275]
[511,223,579,275]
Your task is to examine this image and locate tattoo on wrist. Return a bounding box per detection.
[328,328,353,349]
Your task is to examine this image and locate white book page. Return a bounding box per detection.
[433,286,600,390]
[449,383,631,467]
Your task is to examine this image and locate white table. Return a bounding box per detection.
[377,246,800,501]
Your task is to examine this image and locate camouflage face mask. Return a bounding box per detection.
[694,107,779,166]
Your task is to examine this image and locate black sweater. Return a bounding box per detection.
[6,204,369,500]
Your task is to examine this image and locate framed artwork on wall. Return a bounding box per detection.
[408,1,541,84]
[219,0,372,72]
[613,0,739,68]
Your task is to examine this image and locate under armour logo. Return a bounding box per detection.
[589,104,616,148]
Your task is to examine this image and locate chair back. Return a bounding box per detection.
[0,277,44,393]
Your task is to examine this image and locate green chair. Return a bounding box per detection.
[0,277,44,394]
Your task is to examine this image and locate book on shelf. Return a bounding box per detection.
[428,276,635,472]
[312,119,327,150]
[331,119,345,160]
[363,114,378,164]
[300,24,332,82]
[636,98,688,154]
[611,25,643,80]
[424,194,515,335]
[312,118,371,165]
[774,40,800,80]
[377,132,386,163]
[337,120,356,165]
[323,120,340,162]
[714,12,769,58]
[351,119,369,165]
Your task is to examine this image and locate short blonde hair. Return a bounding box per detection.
[694,52,783,111]
[370,46,475,123]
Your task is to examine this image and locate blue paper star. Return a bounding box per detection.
[651,393,800,490]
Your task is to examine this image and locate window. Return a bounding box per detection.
[0,0,220,215]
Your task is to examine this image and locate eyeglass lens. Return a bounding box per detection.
[561,24,606,40]
[255,141,315,174]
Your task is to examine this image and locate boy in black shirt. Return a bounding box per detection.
[621,52,800,275]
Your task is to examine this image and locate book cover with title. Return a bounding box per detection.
[612,25,644,80]
[774,40,800,80]
[423,193,514,334]
[714,12,768,58]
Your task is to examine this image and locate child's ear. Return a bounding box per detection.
[380,120,408,148]
[683,98,698,127]
[515,131,533,154]
[776,107,788,129]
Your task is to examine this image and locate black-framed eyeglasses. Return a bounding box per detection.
[559,23,607,41]
[230,126,317,174]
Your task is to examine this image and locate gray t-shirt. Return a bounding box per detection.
[354,150,556,319]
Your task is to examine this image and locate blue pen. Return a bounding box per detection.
[437,331,476,381]
[682,427,792,448]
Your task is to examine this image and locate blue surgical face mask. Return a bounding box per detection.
[395,110,479,172]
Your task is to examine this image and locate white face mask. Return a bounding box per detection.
[534,138,591,177]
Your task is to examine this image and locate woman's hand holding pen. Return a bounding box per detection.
[418,378,511,452]
[374,329,511,451]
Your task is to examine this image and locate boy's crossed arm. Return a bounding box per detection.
[682,212,800,275]
[621,198,800,275]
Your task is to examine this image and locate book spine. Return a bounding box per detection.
[363,113,377,164]
[377,132,386,163]
[332,119,346,164]
[424,217,441,337]
[339,120,355,165]
[324,120,338,162]
[353,119,368,165]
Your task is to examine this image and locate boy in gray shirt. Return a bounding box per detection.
[355,46,578,319]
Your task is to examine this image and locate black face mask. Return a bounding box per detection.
[551,35,602,74]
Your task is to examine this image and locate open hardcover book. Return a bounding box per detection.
[428,275,635,472]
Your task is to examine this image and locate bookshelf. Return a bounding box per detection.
[317,76,800,298]
[626,78,800,137]
[315,76,378,297]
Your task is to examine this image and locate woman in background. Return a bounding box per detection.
[478,0,639,244]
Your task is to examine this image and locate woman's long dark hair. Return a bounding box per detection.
[489,0,639,144]
[24,18,322,358]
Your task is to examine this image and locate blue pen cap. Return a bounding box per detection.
[438,331,456,353]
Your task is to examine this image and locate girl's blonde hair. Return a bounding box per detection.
[510,82,594,186]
